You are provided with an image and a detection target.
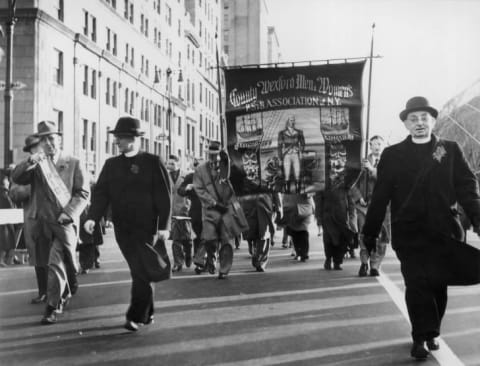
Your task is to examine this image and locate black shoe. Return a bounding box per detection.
[144,315,155,325]
[194,266,204,275]
[207,262,216,275]
[256,266,265,272]
[94,260,101,269]
[426,338,439,351]
[80,268,89,274]
[70,281,79,296]
[324,259,332,270]
[31,294,47,304]
[358,263,368,277]
[370,268,380,277]
[185,257,192,268]
[218,272,227,279]
[349,249,356,258]
[410,341,429,360]
[124,319,139,332]
[333,263,342,270]
[41,305,57,325]
[172,264,183,272]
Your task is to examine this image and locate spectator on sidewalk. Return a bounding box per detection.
[0,169,16,267]
[84,117,171,331]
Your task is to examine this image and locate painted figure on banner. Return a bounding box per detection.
[12,121,90,325]
[277,115,305,194]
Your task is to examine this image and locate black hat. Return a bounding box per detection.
[36,121,62,136]
[399,96,438,121]
[208,140,221,154]
[109,117,145,136]
[23,135,41,152]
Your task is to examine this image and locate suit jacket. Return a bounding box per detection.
[362,135,480,250]
[88,152,171,234]
[11,152,90,226]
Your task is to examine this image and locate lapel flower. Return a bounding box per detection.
[130,164,140,174]
[432,145,447,163]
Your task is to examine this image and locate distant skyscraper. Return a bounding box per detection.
[222,0,281,66]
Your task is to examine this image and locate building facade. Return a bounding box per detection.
[0,0,224,174]
[221,0,281,66]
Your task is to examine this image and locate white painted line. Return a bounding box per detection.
[377,271,464,365]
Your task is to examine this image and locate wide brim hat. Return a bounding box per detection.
[399,96,438,121]
[109,117,145,136]
[35,120,62,136]
[23,135,41,152]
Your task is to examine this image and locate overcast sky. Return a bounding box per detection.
[266,0,480,144]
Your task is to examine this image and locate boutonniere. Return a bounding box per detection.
[432,145,447,163]
[219,178,227,184]
[130,164,140,174]
[58,164,66,171]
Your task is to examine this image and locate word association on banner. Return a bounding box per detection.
[229,74,354,111]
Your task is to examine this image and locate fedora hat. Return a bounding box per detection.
[208,140,221,154]
[399,96,438,121]
[23,135,41,152]
[36,120,62,136]
[108,117,145,136]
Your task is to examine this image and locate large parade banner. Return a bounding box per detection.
[225,61,365,195]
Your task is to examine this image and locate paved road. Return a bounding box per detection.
[1,229,479,366]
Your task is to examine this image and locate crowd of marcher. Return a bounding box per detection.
[2,96,480,362]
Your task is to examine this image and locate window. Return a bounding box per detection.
[82,119,88,150]
[145,18,149,37]
[192,126,195,153]
[145,59,149,77]
[106,27,111,51]
[83,10,96,42]
[129,3,134,23]
[141,55,144,73]
[90,122,96,151]
[187,124,190,150]
[112,81,117,107]
[54,109,63,134]
[124,0,128,18]
[145,99,149,121]
[130,47,134,67]
[106,77,111,105]
[140,14,144,33]
[130,90,135,114]
[125,43,129,63]
[56,0,64,21]
[199,113,203,132]
[124,87,129,112]
[83,65,89,95]
[112,33,117,55]
[178,117,182,136]
[53,48,63,85]
[83,10,89,36]
[178,19,181,36]
[91,16,97,42]
[140,96,145,120]
[106,127,110,153]
[91,69,97,99]
[199,82,202,102]
[166,5,171,26]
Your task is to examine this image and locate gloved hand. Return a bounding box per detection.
[362,234,377,254]
[214,202,229,214]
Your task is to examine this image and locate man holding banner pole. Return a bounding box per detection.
[362,96,480,360]
[12,121,90,325]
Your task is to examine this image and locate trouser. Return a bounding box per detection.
[251,238,270,270]
[359,240,387,269]
[34,265,48,296]
[172,239,193,267]
[40,221,78,309]
[191,219,203,255]
[78,244,96,270]
[396,247,448,342]
[322,229,347,265]
[288,229,309,259]
[283,153,301,181]
[114,226,155,324]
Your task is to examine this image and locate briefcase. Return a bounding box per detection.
[140,237,171,282]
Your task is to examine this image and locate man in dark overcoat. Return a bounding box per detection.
[362,96,480,360]
[84,117,171,331]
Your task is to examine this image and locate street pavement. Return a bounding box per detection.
[1,228,480,366]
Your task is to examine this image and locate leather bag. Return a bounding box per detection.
[140,237,171,282]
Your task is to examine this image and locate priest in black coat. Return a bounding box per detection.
[84,117,171,331]
[362,96,480,360]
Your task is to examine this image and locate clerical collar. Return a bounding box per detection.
[411,136,431,144]
[124,149,140,157]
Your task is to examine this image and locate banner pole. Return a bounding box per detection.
[215,33,226,148]
[363,23,376,198]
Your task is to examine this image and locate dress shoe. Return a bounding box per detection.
[144,315,154,325]
[370,268,380,277]
[324,259,332,270]
[358,263,368,277]
[207,262,216,275]
[94,260,101,269]
[333,263,342,270]
[124,319,139,331]
[185,257,192,268]
[172,264,183,272]
[31,294,47,304]
[41,305,58,325]
[218,272,227,279]
[410,341,429,360]
[194,266,204,275]
[80,268,89,274]
[426,338,440,351]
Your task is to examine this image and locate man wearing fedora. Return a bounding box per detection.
[10,135,53,304]
[12,121,90,324]
[84,116,171,331]
[362,96,480,360]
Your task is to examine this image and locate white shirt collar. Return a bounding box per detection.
[124,149,140,157]
[411,136,432,144]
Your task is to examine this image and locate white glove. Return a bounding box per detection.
[84,220,96,234]
[157,230,170,241]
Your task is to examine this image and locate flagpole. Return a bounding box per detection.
[215,33,225,148]
[365,23,375,159]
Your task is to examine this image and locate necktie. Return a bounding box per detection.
[373,158,379,168]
